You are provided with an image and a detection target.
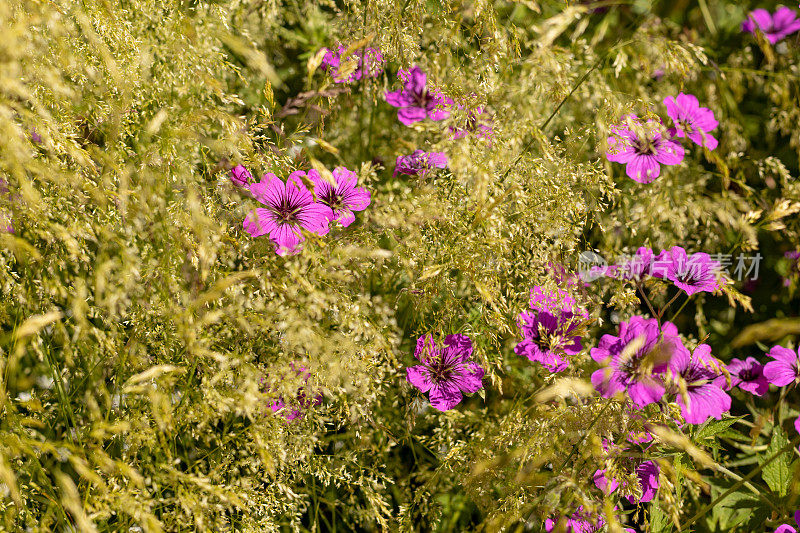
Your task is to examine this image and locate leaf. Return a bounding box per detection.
[418,265,444,281]
[649,503,672,533]
[693,416,744,442]
[647,424,714,468]
[708,480,769,532]
[761,425,791,497]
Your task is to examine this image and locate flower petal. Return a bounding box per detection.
[452,362,484,393]
[407,365,433,393]
[428,381,463,411]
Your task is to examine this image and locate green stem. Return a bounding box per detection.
[697,0,717,35]
[635,280,658,320]
[667,295,691,323]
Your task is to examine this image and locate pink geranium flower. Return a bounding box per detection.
[764,345,800,387]
[393,150,448,177]
[716,357,769,396]
[310,167,371,227]
[663,93,719,150]
[775,511,800,533]
[406,334,484,411]
[606,116,684,183]
[264,364,322,422]
[243,171,334,256]
[450,105,493,140]
[742,8,800,44]
[614,247,655,281]
[385,66,453,126]
[591,316,687,409]
[668,344,731,424]
[230,164,252,187]
[595,459,660,503]
[320,44,384,83]
[514,287,587,373]
[652,246,721,296]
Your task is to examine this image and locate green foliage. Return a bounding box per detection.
[762,425,791,497]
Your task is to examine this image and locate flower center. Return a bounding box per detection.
[739,368,756,381]
[633,136,658,155]
[427,359,454,383]
[321,191,343,210]
[620,352,642,378]
[414,90,433,109]
[273,201,300,223]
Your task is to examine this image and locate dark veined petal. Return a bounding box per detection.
[271,223,304,256]
[451,362,484,393]
[428,381,463,411]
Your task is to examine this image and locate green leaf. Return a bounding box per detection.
[693,416,744,442]
[762,425,791,497]
[649,503,672,533]
[708,479,770,531]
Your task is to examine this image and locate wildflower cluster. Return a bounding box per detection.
[233,167,370,255]
[606,92,717,184]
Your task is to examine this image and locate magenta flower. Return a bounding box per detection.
[775,511,800,533]
[230,164,252,187]
[385,66,452,126]
[717,357,769,396]
[320,45,384,83]
[310,167,371,227]
[393,150,448,177]
[652,246,721,295]
[406,334,484,411]
[668,344,730,424]
[265,365,322,422]
[742,8,800,44]
[606,116,684,183]
[615,247,655,281]
[764,345,800,387]
[514,287,586,373]
[451,106,493,140]
[663,93,719,150]
[243,171,334,256]
[595,460,660,503]
[591,316,687,409]
[544,507,605,533]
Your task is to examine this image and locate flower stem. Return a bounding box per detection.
[658,291,682,321]
[635,280,658,321]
